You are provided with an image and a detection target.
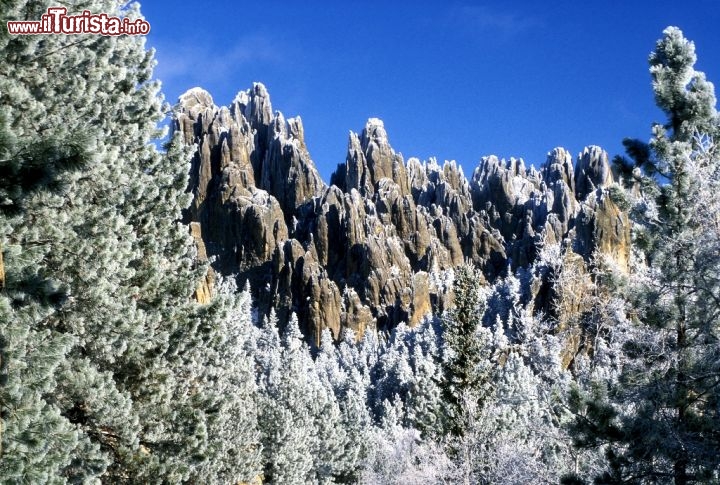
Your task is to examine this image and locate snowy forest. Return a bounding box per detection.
[2,1,720,484]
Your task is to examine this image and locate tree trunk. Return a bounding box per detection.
[674,456,688,485]
[674,277,688,485]
[0,242,5,290]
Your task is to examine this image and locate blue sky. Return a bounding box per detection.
[141,1,720,180]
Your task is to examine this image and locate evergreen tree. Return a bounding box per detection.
[1,0,242,481]
[256,312,350,484]
[440,263,493,437]
[184,281,263,484]
[443,253,580,483]
[0,1,154,479]
[370,323,415,416]
[255,310,297,483]
[315,329,372,482]
[0,66,92,482]
[360,395,455,485]
[570,27,720,484]
[403,317,445,439]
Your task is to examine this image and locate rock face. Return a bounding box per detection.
[174,83,630,344]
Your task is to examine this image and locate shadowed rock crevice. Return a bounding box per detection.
[174,83,630,344]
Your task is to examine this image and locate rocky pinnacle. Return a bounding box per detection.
[174,83,630,344]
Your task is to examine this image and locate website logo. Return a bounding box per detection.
[7,7,150,36]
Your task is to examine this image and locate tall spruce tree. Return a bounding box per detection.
[440,263,493,438]
[568,27,720,484]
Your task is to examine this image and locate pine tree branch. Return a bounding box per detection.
[20,37,95,66]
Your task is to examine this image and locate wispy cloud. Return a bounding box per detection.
[150,34,284,97]
[443,5,542,41]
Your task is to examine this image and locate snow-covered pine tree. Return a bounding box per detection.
[403,317,445,440]
[254,310,295,483]
[360,394,455,485]
[257,312,350,484]
[315,329,372,482]
[1,0,242,480]
[0,71,94,481]
[0,1,154,479]
[441,254,580,483]
[369,323,415,417]
[569,27,720,484]
[182,281,263,484]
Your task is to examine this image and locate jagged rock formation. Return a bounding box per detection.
[174,83,630,344]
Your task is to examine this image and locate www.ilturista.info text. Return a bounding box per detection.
[6,7,150,36]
